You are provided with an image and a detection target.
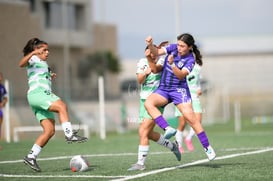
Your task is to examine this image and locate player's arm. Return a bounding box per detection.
[136,73,146,84]
[0,94,7,108]
[145,48,164,73]
[145,49,162,73]
[168,55,189,80]
[173,67,189,80]
[145,36,166,56]
[19,49,41,67]
[136,66,151,84]
[197,88,202,96]
[1,97,7,107]
[196,74,202,96]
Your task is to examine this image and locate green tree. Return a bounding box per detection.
[77,50,121,78]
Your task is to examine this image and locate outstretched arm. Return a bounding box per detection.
[145,36,166,56]
[19,49,41,67]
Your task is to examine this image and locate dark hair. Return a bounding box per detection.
[145,44,157,51]
[158,41,169,48]
[144,41,169,51]
[23,38,48,56]
[177,33,203,66]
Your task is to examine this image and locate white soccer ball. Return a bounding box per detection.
[70,155,89,172]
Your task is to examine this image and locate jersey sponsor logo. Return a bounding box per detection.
[188,75,195,81]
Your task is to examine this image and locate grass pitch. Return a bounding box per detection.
[0,120,273,181]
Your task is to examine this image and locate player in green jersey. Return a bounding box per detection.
[19,38,87,172]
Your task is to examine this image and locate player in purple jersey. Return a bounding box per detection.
[0,72,8,150]
[128,42,181,171]
[145,33,216,161]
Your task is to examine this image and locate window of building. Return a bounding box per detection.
[43,1,85,31]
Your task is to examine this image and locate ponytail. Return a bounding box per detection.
[192,44,202,66]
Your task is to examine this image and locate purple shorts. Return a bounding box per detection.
[154,87,192,105]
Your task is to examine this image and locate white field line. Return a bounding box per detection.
[111,147,273,181]
[0,147,273,180]
[0,173,126,179]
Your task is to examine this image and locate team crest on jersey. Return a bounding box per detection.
[177,61,184,68]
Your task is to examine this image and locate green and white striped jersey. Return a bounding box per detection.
[136,56,164,99]
[187,64,202,100]
[26,55,52,93]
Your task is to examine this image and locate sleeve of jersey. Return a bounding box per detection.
[136,58,146,74]
[156,55,165,66]
[183,57,195,73]
[28,55,40,65]
[165,44,177,54]
[1,86,7,97]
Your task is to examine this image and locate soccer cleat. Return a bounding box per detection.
[65,130,88,143]
[23,156,41,172]
[164,127,177,139]
[204,145,216,161]
[184,139,194,152]
[171,141,181,161]
[127,163,146,171]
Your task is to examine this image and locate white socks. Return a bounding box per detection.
[175,130,183,147]
[28,144,41,159]
[156,134,173,150]
[137,145,149,165]
[61,121,73,137]
[186,127,195,140]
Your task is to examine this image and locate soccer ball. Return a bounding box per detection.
[70,155,89,172]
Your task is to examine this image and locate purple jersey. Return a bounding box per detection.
[159,43,195,91]
[0,83,7,118]
[0,84,7,103]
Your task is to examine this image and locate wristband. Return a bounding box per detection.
[170,63,176,68]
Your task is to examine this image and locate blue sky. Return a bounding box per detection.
[93,0,273,59]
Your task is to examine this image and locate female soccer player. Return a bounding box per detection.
[145,33,216,161]
[128,43,181,171]
[19,38,87,172]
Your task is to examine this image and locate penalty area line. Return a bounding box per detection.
[110,147,273,181]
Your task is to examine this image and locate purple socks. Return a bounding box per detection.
[197,131,210,148]
[154,115,169,130]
